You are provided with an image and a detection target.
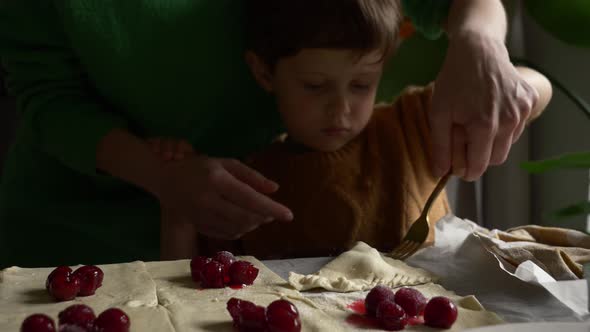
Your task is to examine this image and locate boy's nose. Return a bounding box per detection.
[327,95,351,117]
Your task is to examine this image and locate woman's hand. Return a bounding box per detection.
[430,32,538,181]
[97,129,292,240]
[430,0,538,181]
[156,155,293,240]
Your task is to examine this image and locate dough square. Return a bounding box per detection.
[146,257,333,331]
[0,261,161,330]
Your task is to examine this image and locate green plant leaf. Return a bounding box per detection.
[521,152,590,174]
[549,201,590,220]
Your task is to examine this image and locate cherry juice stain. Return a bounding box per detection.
[230,285,244,290]
[346,300,380,329]
[347,300,366,315]
[346,299,425,329]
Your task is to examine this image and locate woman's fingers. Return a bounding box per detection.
[213,195,272,232]
[489,126,515,166]
[451,126,467,178]
[158,155,291,241]
[222,158,279,194]
[216,163,293,222]
[464,121,496,182]
[428,104,453,177]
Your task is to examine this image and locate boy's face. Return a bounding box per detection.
[250,49,384,151]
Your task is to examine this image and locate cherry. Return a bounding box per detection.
[73,266,104,296]
[237,301,267,332]
[424,296,458,329]
[213,251,236,269]
[93,308,130,332]
[213,251,236,284]
[376,300,407,331]
[20,314,56,332]
[59,325,88,332]
[393,287,427,317]
[226,298,267,332]
[229,261,259,286]
[365,285,395,317]
[200,261,225,288]
[227,298,246,323]
[46,266,72,291]
[58,304,95,331]
[48,271,81,302]
[266,300,301,332]
[190,256,211,283]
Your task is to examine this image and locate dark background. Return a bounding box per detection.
[0,66,17,174]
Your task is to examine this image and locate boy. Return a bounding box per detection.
[154,0,552,259]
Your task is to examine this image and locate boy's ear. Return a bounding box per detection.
[245,51,274,92]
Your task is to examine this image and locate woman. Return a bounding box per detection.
[0,0,537,267]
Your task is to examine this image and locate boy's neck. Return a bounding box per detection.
[283,136,316,154]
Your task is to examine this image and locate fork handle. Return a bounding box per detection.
[420,171,451,218]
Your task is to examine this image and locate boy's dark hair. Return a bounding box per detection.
[246,0,401,68]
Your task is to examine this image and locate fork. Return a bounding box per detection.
[386,171,451,260]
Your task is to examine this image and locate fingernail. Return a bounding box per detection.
[284,212,293,221]
[265,216,274,222]
[268,181,279,190]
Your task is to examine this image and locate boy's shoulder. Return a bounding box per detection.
[371,83,434,125]
[375,83,434,111]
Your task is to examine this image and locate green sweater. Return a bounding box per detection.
[0,0,449,268]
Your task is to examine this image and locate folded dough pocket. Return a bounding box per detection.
[289,242,438,292]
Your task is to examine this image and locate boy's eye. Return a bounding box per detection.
[351,82,372,91]
[303,83,324,92]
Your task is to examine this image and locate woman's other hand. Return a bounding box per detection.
[156,155,293,240]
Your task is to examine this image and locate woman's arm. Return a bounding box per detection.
[0,0,127,177]
[444,0,507,40]
[96,129,165,197]
[0,0,292,241]
[516,67,553,123]
[427,0,541,181]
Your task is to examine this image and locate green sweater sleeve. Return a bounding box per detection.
[401,0,452,40]
[0,0,127,177]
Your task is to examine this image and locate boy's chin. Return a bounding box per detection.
[306,139,349,152]
[288,133,352,152]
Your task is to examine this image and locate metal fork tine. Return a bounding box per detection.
[392,242,412,260]
[386,171,451,260]
[397,242,420,260]
[390,240,412,259]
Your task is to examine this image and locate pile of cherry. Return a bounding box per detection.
[195,251,302,332]
[45,266,104,301]
[226,298,302,332]
[20,265,131,332]
[21,305,129,332]
[365,285,458,331]
[190,251,260,288]
[221,285,458,332]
